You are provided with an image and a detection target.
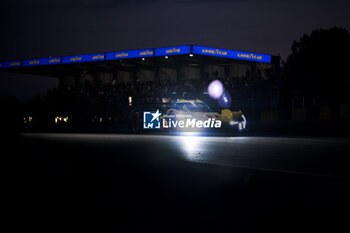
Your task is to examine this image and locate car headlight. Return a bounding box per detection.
[231,114,246,130]
[229,120,239,126]
[241,114,246,129]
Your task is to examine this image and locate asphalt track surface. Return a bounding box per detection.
[3,133,350,232]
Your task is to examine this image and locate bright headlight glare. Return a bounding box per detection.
[230,121,238,125]
[242,115,246,129]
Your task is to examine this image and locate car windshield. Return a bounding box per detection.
[174,102,212,112]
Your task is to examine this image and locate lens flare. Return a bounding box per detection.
[218,91,232,108]
[208,80,223,99]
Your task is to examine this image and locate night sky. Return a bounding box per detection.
[1,0,349,102]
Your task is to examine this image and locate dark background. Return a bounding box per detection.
[1,1,350,232]
[1,0,350,103]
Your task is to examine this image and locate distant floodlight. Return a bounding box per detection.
[165,56,168,59]
[208,80,223,99]
[142,58,145,61]
[189,54,194,57]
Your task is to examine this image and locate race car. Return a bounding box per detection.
[162,99,246,132]
[128,99,246,133]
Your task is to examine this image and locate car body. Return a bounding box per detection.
[162,99,246,132]
[129,99,246,133]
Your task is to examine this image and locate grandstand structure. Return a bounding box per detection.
[0,44,279,85]
[1,45,281,123]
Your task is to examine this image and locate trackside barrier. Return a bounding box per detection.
[292,108,306,121]
[339,104,349,120]
[260,110,278,121]
[259,104,349,121]
[319,106,332,120]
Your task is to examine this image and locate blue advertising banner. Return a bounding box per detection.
[193,45,232,58]
[193,45,271,63]
[233,51,271,63]
[23,57,61,66]
[62,53,104,64]
[0,45,272,70]
[0,60,21,69]
[106,49,153,60]
[154,45,191,56]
